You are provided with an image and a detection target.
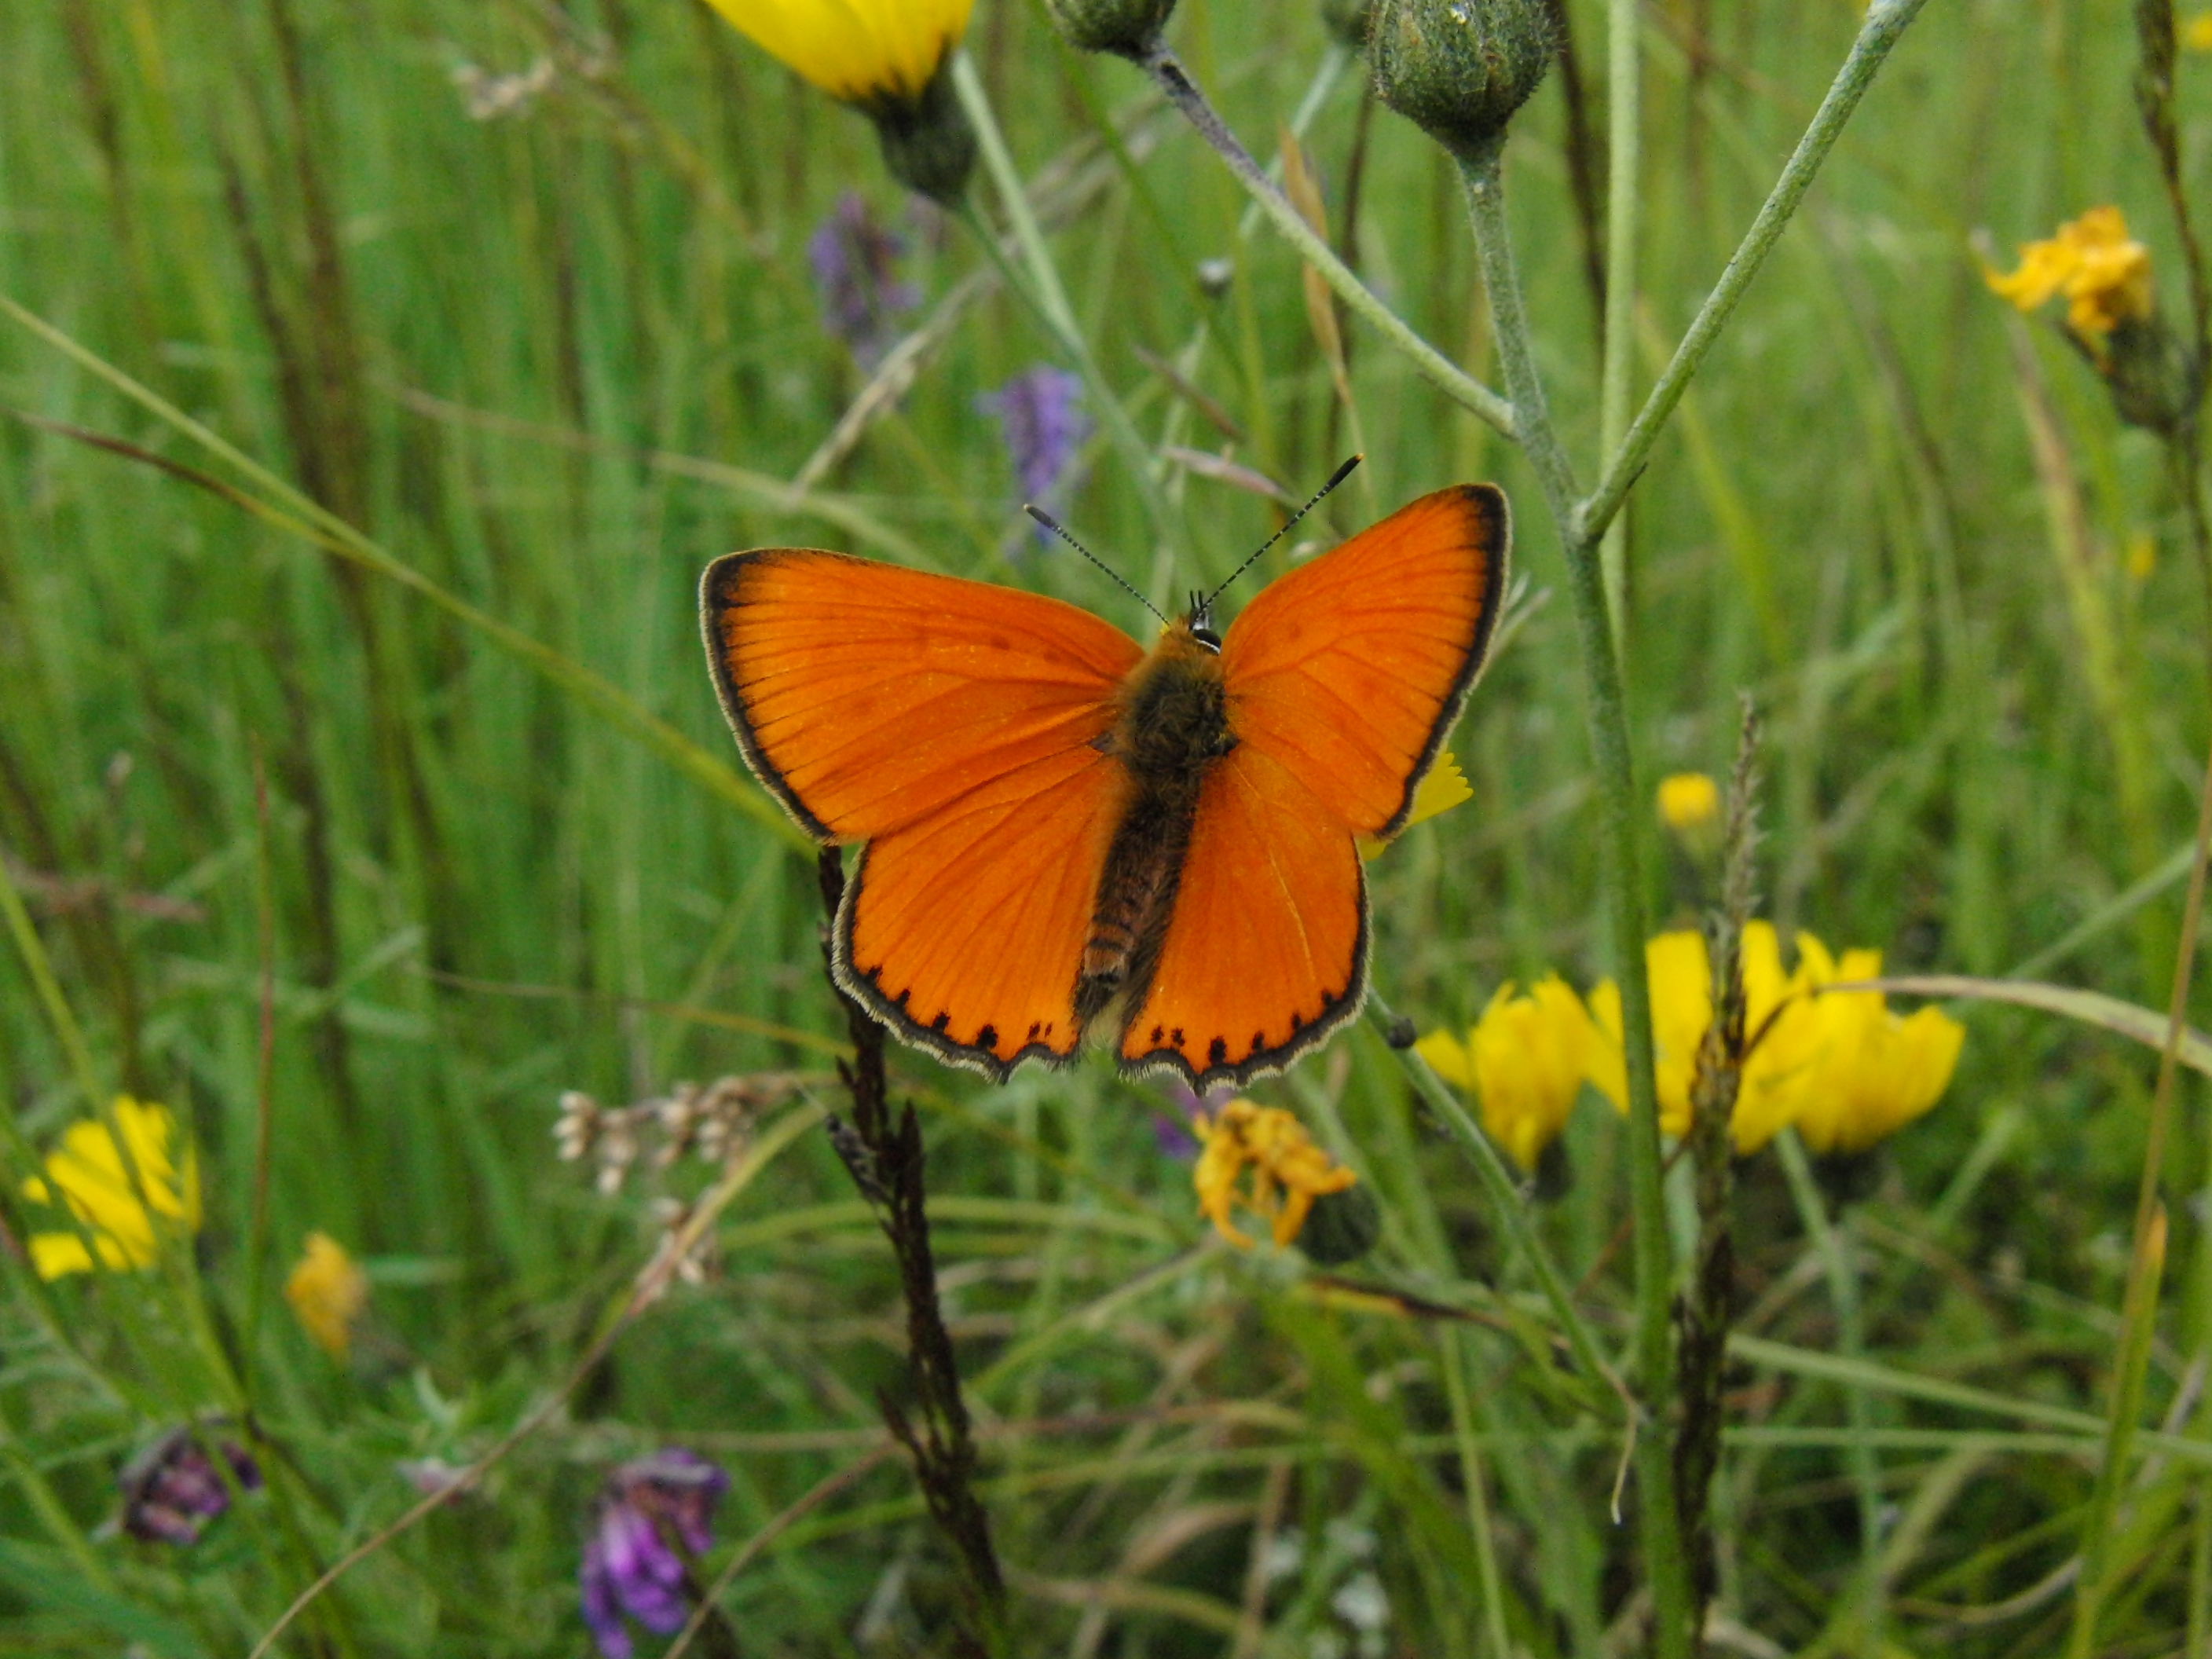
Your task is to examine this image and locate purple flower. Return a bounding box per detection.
[1150,1113,1200,1161]
[578,1448,728,1658]
[979,366,1090,534]
[807,192,921,370]
[118,1428,261,1546]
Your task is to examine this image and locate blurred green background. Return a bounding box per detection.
[0,0,2207,1653]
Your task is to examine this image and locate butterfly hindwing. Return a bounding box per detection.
[1117,741,1365,1088]
[702,548,1143,1075]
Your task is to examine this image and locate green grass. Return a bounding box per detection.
[0,0,2207,1654]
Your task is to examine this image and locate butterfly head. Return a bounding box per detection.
[1185,592,1222,654]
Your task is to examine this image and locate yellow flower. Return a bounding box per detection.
[2188,10,2212,50]
[1657,772,1720,833]
[1788,936,1966,1155]
[1419,976,1601,1171]
[1588,926,1961,1155]
[22,1098,200,1279]
[1191,1101,1357,1249]
[1986,207,2155,347]
[1359,749,1473,859]
[285,1233,369,1360]
[702,0,973,108]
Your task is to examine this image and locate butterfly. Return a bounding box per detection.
[700,477,1508,1092]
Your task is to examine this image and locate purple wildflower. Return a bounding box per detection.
[807,192,921,370]
[1150,1113,1200,1161]
[118,1428,261,1546]
[578,1448,729,1659]
[979,366,1090,538]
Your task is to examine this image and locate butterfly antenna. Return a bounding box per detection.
[1024,504,1170,626]
[1201,452,1364,610]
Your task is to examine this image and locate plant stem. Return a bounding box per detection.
[1577,0,1930,547]
[1365,995,1624,1414]
[1454,134,1694,1659]
[1130,43,1518,438]
[815,850,1004,1651]
[2067,711,2212,1655]
[1597,0,1641,661]
[1777,1129,1885,1658]
[949,50,1184,573]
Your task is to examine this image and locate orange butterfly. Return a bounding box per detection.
[700,479,1508,1091]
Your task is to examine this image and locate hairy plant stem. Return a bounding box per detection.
[1577,0,1930,547]
[1597,0,1641,660]
[1453,135,1694,1659]
[815,850,1005,1654]
[1127,42,1518,438]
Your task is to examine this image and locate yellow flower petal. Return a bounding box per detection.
[1189,1101,1355,1250]
[1657,772,1720,832]
[702,0,974,107]
[20,1098,200,1278]
[2189,10,2212,50]
[1467,976,1596,1171]
[1360,750,1473,859]
[1414,1028,1475,1089]
[286,1232,370,1360]
[1986,207,2153,344]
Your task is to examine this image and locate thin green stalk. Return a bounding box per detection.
[2067,717,2212,1655]
[1577,0,1931,547]
[1777,1128,1884,1658]
[0,296,804,850]
[1597,0,1641,660]
[1129,44,1518,438]
[947,50,1185,573]
[1453,135,1693,1659]
[1364,996,1623,1416]
[1441,1329,1517,1659]
[0,840,106,1119]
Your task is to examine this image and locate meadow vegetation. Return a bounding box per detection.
[0,0,2208,1654]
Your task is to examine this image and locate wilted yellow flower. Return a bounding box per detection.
[1657,772,1720,833]
[1191,1101,1357,1249]
[22,1098,200,1279]
[1419,976,1601,1171]
[1789,937,1966,1155]
[285,1232,369,1360]
[702,0,973,108]
[1986,207,2155,348]
[1360,749,1473,859]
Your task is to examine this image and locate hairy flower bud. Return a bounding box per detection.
[1368,0,1557,158]
[870,68,977,207]
[1045,0,1178,57]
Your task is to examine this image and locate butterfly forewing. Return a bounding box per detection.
[1218,484,1507,839]
[703,549,1142,841]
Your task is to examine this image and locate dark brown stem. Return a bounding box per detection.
[815,850,1004,1652]
[1672,698,1762,1649]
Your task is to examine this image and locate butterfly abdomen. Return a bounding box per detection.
[1074,627,1236,1025]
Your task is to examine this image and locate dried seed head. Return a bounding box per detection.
[1368,0,1556,158]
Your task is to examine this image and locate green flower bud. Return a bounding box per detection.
[2096,314,2204,439]
[1319,0,1373,49]
[866,67,976,206]
[1295,1182,1381,1266]
[1044,0,1178,57]
[1368,0,1557,158]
